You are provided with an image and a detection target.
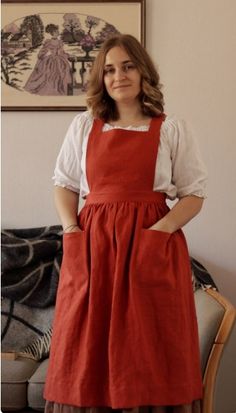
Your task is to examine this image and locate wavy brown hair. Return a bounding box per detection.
[86,34,164,121]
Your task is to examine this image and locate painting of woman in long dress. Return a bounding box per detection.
[1,6,125,108]
[24,24,71,96]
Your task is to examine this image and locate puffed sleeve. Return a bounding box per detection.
[52,112,92,193]
[166,117,208,199]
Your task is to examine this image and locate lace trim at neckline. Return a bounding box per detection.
[103,123,149,132]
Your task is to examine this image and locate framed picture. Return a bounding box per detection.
[1,0,146,111]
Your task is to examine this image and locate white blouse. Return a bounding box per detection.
[53,111,207,200]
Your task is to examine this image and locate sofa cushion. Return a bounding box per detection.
[1,356,39,410]
[28,358,49,411]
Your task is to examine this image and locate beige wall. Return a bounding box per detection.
[2,1,236,411]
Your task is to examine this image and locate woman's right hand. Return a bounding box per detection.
[67,227,81,233]
[54,186,80,233]
[63,224,81,233]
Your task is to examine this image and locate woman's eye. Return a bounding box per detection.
[123,63,136,72]
[104,68,115,75]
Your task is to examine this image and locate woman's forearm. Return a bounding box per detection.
[54,186,79,230]
[149,195,204,233]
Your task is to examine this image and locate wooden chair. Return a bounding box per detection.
[194,288,236,413]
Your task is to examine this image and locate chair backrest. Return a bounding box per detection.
[194,288,236,413]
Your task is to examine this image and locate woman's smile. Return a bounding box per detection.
[113,84,132,90]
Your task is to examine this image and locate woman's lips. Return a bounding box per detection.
[113,85,131,90]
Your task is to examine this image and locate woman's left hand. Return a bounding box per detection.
[148,195,204,234]
[148,220,173,234]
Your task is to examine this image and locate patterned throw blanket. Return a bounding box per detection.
[191,257,218,291]
[1,225,63,308]
[1,225,217,361]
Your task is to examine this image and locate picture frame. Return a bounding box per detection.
[1,0,146,111]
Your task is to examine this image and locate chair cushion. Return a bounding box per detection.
[194,289,225,373]
[28,358,49,411]
[1,356,39,410]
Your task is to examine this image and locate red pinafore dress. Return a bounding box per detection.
[44,115,203,408]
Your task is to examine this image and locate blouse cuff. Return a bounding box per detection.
[177,188,207,199]
[53,178,80,194]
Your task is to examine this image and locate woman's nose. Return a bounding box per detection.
[114,68,126,80]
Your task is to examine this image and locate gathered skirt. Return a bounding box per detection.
[44,194,202,410]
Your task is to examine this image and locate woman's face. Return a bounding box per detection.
[51,29,59,39]
[103,46,141,104]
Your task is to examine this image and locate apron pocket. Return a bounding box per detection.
[62,230,88,288]
[135,228,174,288]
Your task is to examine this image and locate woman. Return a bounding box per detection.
[24,24,71,96]
[44,34,207,413]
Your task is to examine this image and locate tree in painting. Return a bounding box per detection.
[20,15,44,47]
[85,15,99,34]
[95,23,119,47]
[61,14,85,43]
